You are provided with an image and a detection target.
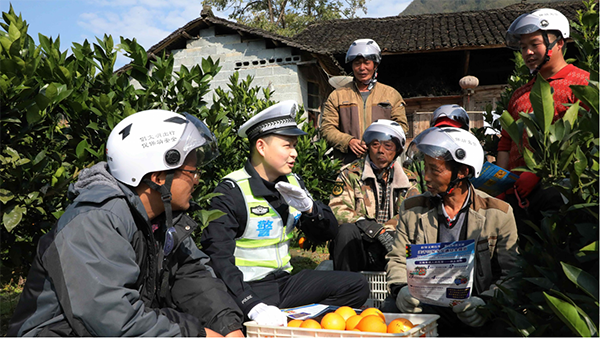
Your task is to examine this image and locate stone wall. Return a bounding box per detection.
[171,27,305,107]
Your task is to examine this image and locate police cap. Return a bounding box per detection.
[238,100,307,140]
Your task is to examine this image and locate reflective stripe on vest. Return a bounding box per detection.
[224,169,302,282]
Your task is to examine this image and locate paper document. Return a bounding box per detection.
[406,240,475,307]
[281,304,333,320]
[469,162,519,196]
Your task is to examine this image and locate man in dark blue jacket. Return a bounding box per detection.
[9,110,243,337]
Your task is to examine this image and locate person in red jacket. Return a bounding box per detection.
[497,8,589,241]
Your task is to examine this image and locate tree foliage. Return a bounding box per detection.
[203,0,367,36]
[482,1,599,336]
[1,5,341,280]
[0,5,222,279]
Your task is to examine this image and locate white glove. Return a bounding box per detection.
[248,303,287,326]
[452,296,486,327]
[396,286,422,313]
[275,182,313,212]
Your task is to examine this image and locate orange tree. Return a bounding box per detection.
[0,6,221,279]
[483,1,599,336]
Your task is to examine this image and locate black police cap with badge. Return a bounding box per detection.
[238,100,307,141]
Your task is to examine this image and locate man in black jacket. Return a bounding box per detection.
[9,110,243,337]
[201,101,369,326]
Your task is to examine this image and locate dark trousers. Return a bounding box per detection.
[330,223,388,272]
[504,184,564,248]
[248,269,369,310]
[380,296,514,336]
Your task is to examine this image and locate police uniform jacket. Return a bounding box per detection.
[200,161,339,315]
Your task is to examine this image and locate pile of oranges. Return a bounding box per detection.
[286,307,415,334]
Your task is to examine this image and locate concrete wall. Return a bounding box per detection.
[171,27,304,107]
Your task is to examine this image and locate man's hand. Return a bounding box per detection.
[348,138,368,156]
[376,230,394,252]
[396,286,422,313]
[275,182,313,213]
[248,303,287,326]
[452,296,486,327]
[224,329,245,337]
[204,328,223,337]
[513,172,540,199]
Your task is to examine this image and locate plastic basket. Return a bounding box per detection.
[244,313,439,337]
[360,271,388,308]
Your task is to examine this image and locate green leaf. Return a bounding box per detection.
[76,139,88,159]
[8,22,21,41]
[530,73,554,133]
[563,101,580,128]
[580,241,598,252]
[571,84,599,116]
[3,205,26,232]
[0,189,14,204]
[196,209,226,228]
[561,262,599,301]
[522,147,538,169]
[33,150,47,165]
[499,110,522,147]
[574,147,588,176]
[544,292,591,337]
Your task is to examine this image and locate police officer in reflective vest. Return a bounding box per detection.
[201,101,369,327]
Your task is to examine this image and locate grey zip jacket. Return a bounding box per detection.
[8,162,243,336]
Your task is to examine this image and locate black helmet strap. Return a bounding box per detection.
[532,31,560,76]
[143,171,176,229]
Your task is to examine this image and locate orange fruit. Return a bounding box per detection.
[287,319,303,327]
[300,319,321,329]
[387,318,415,333]
[298,237,306,249]
[334,306,357,321]
[356,315,387,333]
[360,308,386,322]
[321,312,346,330]
[345,315,364,330]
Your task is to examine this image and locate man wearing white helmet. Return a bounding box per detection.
[385,127,519,336]
[201,101,369,327]
[329,120,421,271]
[430,104,470,131]
[8,110,244,337]
[321,38,409,164]
[498,8,589,240]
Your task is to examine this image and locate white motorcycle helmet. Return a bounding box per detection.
[430,104,470,131]
[505,8,570,50]
[345,39,382,64]
[407,127,483,179]
[107,109,219,187]
[363,119,406,157]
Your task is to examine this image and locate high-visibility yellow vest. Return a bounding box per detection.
[224,169,302,282]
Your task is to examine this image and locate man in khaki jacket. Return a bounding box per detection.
[329,120,420,271]
[385,127,519,336]
[321,39,408,164]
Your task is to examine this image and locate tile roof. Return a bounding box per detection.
[293,0,586,54]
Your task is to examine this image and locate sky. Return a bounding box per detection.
[3,0,412,68]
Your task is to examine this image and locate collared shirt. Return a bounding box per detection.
[438,188,471,243]
[498,64,589,171]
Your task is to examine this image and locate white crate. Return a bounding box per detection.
[245,313,439,337]
[360,271,388,308]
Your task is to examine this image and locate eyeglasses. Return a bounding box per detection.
[179,168,201,180]
[369,140,396,151]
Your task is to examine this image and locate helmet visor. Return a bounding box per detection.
[506,14,543,49]
[182,113,220,167]
[406,127,462,163]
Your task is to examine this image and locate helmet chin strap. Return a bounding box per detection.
[438,166,468,198]
[366,68,378,91]
[142,171,175,229]
[531,31,559,76]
